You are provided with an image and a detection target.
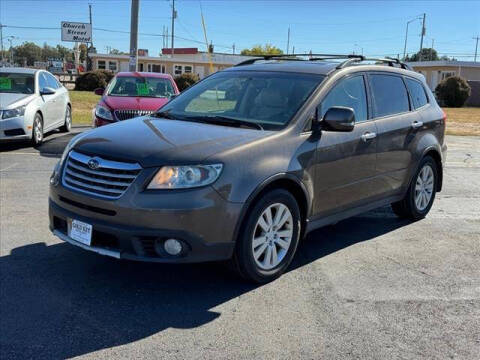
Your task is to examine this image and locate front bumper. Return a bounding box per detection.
[0,115,31,141]
[49,180,243,263]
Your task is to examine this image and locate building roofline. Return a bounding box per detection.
[407,60,480,68]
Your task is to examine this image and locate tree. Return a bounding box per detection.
[56,45,73,62]
[241,44,283,56]
[408,48,439,62]
[109,48,127,55]
[435,76,471,107]
[13,42,42,66]
[79,43,88,62]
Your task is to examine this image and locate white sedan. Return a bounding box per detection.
[0,68,71,146]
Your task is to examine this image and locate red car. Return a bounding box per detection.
[93,72,179,127]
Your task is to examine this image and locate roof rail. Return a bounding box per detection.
[235,53,364,67]
[336,56,412,70]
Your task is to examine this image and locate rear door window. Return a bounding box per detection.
[405,78,428,109]
[370,74,410,117]
[320,75,368,122]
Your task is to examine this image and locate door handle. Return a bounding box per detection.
[411,120,424,129]
[361,132,376,142]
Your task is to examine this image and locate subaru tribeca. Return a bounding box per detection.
[49,55,447,283]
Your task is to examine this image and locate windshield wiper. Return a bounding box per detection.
[151,110,176,120]
[185,115,263,130]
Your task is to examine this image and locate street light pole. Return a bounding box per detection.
[403,16,422,60]
[419,13,426,61]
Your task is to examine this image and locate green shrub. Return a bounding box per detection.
[74,70,114,91]
[174,73,199,92]
[435,76,471,107]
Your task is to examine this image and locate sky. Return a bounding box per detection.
[1,0,479,60]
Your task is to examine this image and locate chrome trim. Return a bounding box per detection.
[114,109,153,121]
[53,230,121,259]
[62,150,142,199]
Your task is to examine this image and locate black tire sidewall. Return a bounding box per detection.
[407,156,437,218]
[32,114,43,145]
[236,189,301,283]
[64,106,72,131]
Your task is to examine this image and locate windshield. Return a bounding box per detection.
[158,71,324,130]
[106,76,175,98]
[0,73,35,94]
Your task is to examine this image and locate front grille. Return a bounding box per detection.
[62,151,141,199]
[114,109,153,121]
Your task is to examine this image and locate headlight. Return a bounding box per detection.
[147,164,223,189]
[95,104,113,120]
[2,105,26,119]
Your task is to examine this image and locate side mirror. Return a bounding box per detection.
[322,106,355,132]
[40,87,56,96]
[94,88,105,96]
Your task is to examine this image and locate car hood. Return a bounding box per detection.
[103,95,169,111]
[72,117,272,167]
[0,93,35,109]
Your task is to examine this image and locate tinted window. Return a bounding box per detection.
[320,75,368,122]
[370,74,409,117]
[406,78,428,109]
[39,73,48,90]
[44,72,60,89]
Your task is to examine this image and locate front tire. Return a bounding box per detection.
[231,189,301,283]
[392,156,438,220]
[60,105,72,132]
[31,113,44,146]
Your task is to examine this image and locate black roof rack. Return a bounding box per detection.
[235,54,364,67]
[235,53,412,71]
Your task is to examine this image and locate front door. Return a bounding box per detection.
[312,74,378,217]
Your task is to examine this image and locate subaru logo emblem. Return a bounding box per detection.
[87,158,100,170]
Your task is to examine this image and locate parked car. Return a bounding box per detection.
[0,68,71,145]
[49,55,447,283]
[92,72,179,127]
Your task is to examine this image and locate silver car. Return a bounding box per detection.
[0,68,72,145]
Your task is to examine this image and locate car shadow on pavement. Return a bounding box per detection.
[0,128,86,157]
[0,209,410,358]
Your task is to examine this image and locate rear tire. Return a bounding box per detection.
[231,189,301,283]
[392,156,438,220]
[31,113,43,147]
[60,105,72,132]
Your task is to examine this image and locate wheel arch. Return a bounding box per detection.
[422,147,443,192]
[232,174,311,244]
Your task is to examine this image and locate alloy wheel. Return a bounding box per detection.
[251,203,293,270]
[414,164,434,211]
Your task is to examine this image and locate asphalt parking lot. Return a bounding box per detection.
[1,132,479,359]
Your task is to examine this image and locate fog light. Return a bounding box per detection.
[164,238,183,256]
[50,171,59,186]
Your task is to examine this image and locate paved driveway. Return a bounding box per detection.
[0,135,479,359]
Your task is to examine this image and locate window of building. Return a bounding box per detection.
[174,65,183,75]
[98,60,106,70]
[108,61,117,72]
[320,75,368,122]
[184,65,193,74]
[440,71,455,81]
[370,74,410,117]
[406,78,428,109]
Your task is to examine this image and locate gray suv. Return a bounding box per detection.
[49,54,447,283]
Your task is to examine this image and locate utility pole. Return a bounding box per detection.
[87,3,93,70]
[129,0,139,71]
[171,0,175,56]
[0,23,4,64]
[419,13,426,61]
[286,26,290,54]
[232,43,235,55]
[474,36,479,62]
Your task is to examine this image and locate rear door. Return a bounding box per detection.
[368,72,420,197]
[312,73,379,217]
